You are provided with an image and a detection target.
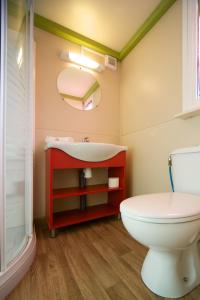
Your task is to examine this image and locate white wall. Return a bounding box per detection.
[120,0,200,197]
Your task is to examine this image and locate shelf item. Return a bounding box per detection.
[46,148,126,234]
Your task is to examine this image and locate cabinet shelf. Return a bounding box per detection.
[53,204,119,228]
[53,184,123,199]
[46,148,126,233]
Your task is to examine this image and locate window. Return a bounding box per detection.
[182,0,200,113]
[197,1,200,98]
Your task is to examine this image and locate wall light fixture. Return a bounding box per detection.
[60,50,103,71]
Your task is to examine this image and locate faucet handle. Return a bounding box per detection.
[82,137,90,142]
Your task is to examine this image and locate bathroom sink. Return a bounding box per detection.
[46,142,128,162]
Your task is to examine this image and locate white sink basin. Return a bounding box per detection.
[46,142,128,162]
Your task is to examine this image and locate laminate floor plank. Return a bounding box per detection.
[105,221,147,256]
[90,221,132,256]
[121,251,145,273]
[59,230,111,300]
[91,232,157,299]
[75,229,120,289]
[6,218,200,300]
[107,281,138,300]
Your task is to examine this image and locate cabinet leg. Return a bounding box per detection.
[50,229,56,238]
[117,213,121,220]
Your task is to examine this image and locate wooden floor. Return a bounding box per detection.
[6,218,200,300]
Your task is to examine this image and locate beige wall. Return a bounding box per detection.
[35,0,200,217]
[120,0,200,197]
[34,28,120,218]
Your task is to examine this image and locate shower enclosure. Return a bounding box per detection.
[0,1,36,298]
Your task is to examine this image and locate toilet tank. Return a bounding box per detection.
[170,146,200,195]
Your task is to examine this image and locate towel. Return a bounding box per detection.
[45,136,74,143]
[45,136,74,149]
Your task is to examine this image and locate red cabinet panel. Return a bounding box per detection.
[46,148,126,233]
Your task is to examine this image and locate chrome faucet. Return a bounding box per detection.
[82,137,90,142]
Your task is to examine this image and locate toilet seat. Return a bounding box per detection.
[120,192,200,224]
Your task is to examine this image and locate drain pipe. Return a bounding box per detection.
[79,169,87,211]
[168,156,174,192]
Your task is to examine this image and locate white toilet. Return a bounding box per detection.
[120,146,200,298]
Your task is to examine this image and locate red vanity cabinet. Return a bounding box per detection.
[45,148,126,235]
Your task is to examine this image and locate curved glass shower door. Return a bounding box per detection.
[4,0,33,265]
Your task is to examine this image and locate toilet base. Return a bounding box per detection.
[141,240,200,298]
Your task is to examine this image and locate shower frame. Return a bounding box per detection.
[0,1,36,299]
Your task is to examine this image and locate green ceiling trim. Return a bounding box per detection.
[119,0,177,60]
[60,93,83,102]
[34,0,177,62]
[34,14,120,60]
[60,81,99,102]
[82,81,100,101]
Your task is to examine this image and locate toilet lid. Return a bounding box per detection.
[120,193,200,220]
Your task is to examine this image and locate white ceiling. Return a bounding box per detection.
[34,0,161,51]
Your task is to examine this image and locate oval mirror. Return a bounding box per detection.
[57,66,101,111]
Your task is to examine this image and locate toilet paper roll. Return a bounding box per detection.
[108,177,119,188]
[83,168,92,179]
